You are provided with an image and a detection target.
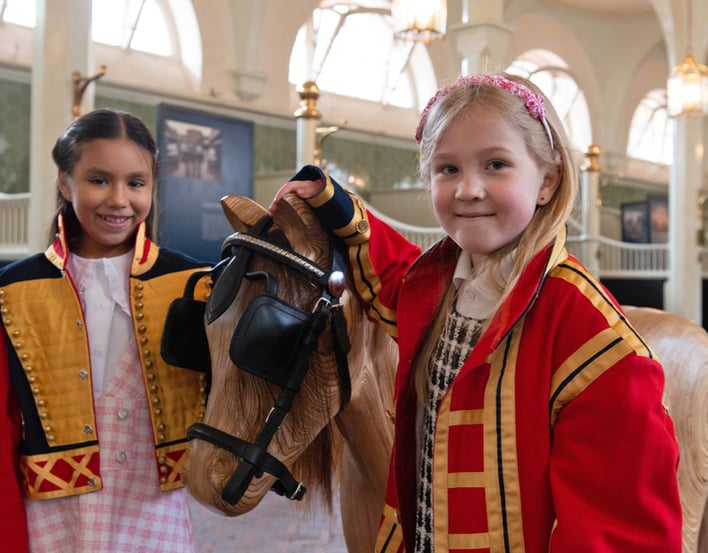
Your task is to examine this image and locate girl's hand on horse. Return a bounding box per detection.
[270,179,324,215]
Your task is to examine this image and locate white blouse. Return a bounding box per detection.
[67,251,134,397]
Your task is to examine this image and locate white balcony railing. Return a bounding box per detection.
[0,192,31,259]
[566,236,669,278]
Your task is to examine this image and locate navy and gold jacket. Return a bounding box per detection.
[0,220,211,501]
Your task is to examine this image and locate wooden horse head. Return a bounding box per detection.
[180,194,396,552]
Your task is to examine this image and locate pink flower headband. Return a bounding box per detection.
[415,74,554,149]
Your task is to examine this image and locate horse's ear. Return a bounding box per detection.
[272,193,328,255]
[220,195,267,232]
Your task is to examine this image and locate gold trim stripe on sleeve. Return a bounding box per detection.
[551,260,654,358]
[350,242,398,337]
[376,503,404,552]
[549,329,633,426]
[306,172,336,208]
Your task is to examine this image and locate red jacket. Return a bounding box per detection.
[291,165,682,553]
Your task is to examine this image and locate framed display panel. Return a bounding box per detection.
[621,201,650,243]
[647,195,668,243]
[156,103,254,262]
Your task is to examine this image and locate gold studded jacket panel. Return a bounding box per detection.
[2,274,95,448]
[0,226,212,498]
[130,265,210,447]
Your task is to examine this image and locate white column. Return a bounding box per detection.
[665,116,703,325]
[449,0,511,75]
[28,0,93,253]
[580,145,601,276]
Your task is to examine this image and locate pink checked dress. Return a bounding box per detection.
[24,253,196,553]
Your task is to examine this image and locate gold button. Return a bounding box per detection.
[138,325,147,334]
[140,336,148,345]
[135,283,144,291]
[356,219,370,234]
[136,312,144,320]
[136,302,144,310]
[11,330,19,337]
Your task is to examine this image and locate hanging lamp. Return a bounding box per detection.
[666,0,708,117]
[391,0,447,43]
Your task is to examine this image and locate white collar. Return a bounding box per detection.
[452,251,513,320]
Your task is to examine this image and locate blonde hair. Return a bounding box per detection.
[412,73,577,400]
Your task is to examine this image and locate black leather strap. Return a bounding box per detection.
[187,423,306,502]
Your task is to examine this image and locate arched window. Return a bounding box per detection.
[0,0,195,60]
[92,0,173,56]
[288,0,437,112]
[1,0,36,27]
[626,89,673,166]
[506,50,592,153]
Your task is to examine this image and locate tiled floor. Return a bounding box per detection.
[189,491,349,552]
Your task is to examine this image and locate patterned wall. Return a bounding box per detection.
[0,79,31,194]
[0,79,419,198]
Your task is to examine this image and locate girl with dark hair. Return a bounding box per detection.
[0,108,211,552]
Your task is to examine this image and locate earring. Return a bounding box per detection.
[539,196,545,203]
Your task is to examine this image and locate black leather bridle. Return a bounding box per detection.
[167,215,351,505]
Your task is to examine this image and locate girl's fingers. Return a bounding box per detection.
[269,179,324,214]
